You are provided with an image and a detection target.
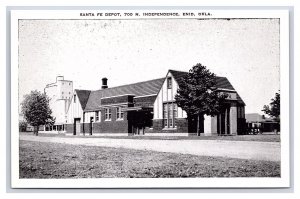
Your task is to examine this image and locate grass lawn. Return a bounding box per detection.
[19,140,280,178]
[20,132,280,142]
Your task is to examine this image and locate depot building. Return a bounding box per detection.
[65,69,246,136]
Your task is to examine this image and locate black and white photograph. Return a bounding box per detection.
[10,9,290,188]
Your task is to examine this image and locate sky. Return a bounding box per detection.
[18,18,280,114]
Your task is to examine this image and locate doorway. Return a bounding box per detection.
[74,118,81,135]
[89,117,94,135]
[127,109,152,135]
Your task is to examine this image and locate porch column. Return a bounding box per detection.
[225,108,228,134]
[230,103,237,135]
[204,115,212,136]
[211,116,218,135]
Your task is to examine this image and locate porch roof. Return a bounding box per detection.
[123,106,153,112]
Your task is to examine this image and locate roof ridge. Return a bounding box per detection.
[168,69,226,79]
[75,89,91,92]
[168,69,188,73]
[90,77,165,92]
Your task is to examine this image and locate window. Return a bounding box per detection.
[116,107,124,120]
[167,77,172,89]
[105,108,111,121]
[74,94,76,103]
[163,104,168,127]
[95,111,100,122]
[163,103,178,128]
[173,103,178,118]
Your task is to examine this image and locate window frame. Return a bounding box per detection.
[116,107,124,120]
[167,77,172,89]
[163,102,177,129]
[163,103,168,127]
[105,108,112,121]
[95,111,100,122]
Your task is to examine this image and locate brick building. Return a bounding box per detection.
[152,70,246,136]
[65,70,245,136]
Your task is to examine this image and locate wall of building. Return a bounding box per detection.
[67,104,130,134]
[134,95,156,107]
[237,105,246,134]
[84,111,97,123]
[153,72,187,120]
[52,99,66,124]
[58,80,73,100]
[153,72,244,135]
[152,118,188,133]
[66,92,83,123]
[230,104,238,135]
[65,123,74,135]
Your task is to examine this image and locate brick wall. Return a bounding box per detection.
[101,95,134,105]
[96,120,128,133]
[134,95,156,107]
[83,123,91,134]
[152,118,188,133]
[65,123,74,134]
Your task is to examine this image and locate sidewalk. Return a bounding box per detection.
[19,135,281,162]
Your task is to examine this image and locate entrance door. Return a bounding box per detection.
[128,110,151,135]
[188,115,197,133]
[74,118,81,135]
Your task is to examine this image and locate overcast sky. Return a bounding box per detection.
[18,18,279,114]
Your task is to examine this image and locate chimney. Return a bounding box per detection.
[102,77,108,89]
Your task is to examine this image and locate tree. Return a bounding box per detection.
[175,63,228,136]
[19,121,28,132]
[262,91,280,122]
[21,90,55,136]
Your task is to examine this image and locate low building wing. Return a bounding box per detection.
[84,78,165,111]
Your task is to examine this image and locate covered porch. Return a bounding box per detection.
[124,106,153,135]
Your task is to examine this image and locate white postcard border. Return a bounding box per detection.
[11,9,290,188]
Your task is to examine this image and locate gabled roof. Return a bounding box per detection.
[236,93,245,106]
[168,69,245,105]
[84,78,165,111]
[75,89,91,110]
[169,69,235,90]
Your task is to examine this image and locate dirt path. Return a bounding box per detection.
[19,135,280,162]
